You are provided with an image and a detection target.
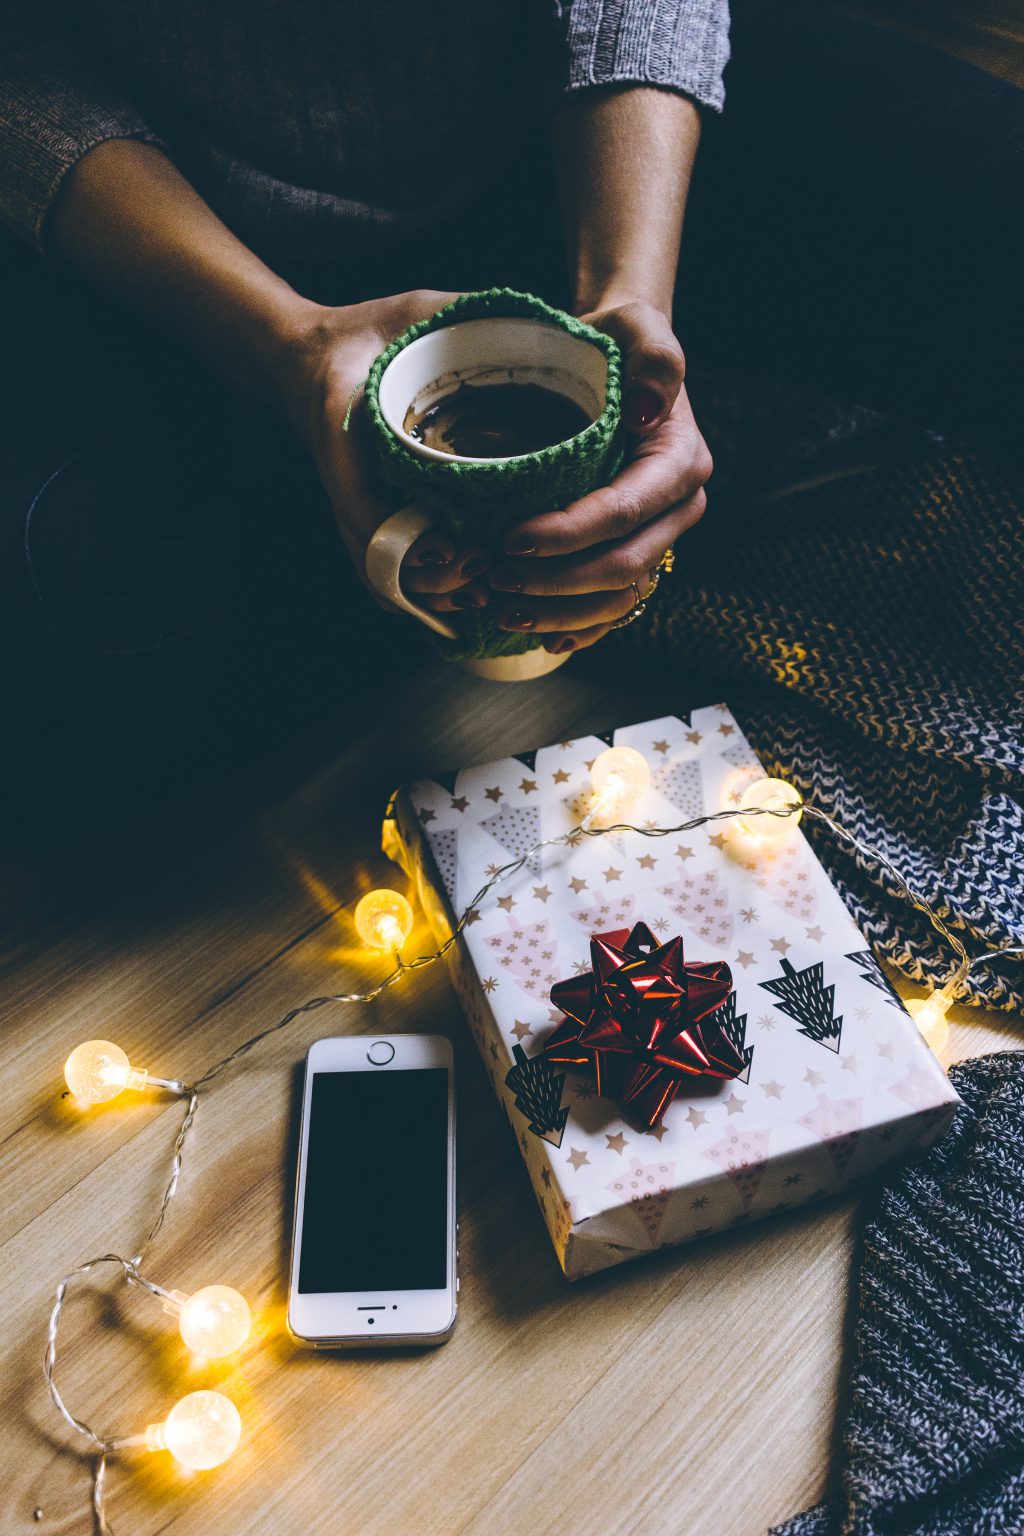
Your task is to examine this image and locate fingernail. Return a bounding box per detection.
[624,388,662,431]
[554,636,576,653]
[451,589,485,609]
[504,535,536,555]
[418,547,452,566]
[489,567,523,591]
[503,609,535,630]
[461,557,490,579]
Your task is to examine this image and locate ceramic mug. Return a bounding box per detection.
[364,309,619,683]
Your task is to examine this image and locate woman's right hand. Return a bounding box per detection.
[274,291,496,614]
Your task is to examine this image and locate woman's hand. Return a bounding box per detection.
[277,290,496,608]
[484,299,712,654]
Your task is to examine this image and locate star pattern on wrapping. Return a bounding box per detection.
[464,909,482,926]
[757,1013,776,1032]
[692,1195,709,1209]
[842,1054,860,1074]
[569,876,588,894]
[709,832,728,851]
[606,1131,629,1155]
[686,731,702,746]
[854,1005,872,1021]
[686,1106,708,1129]
[482,977,498,993]
[533,885,551,903]
[761,1080,784,1099]
[653,740,670,754]
[676,843,694,862]
[725,1095,745,1116]
[878,1041,896,1060]
[736,951,756,969]
[740,906,759,924]
[603,866,622,883]
[784,1173,802,1187]
[419,807,436,824]
[497,895,516,912]
[451,796,469,813]
[771,936,791,955]
[806,924,825,943]
[541,1167,552,1187]
[520,778,538,795]
[512,1020,533,1041]
[552,768,571,784]
[648,1122,670,1142]
[718,723,735,736]
[804,1067,826,1087]
[637,854,657,870]
[567,1147,590,1171]
[484,786,502,802]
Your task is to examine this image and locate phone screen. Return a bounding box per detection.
[298,1067,449,1293]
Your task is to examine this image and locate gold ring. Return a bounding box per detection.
[659,547,675,575]
[609,581,649,630]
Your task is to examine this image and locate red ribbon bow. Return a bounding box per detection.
[543,922,741,1128]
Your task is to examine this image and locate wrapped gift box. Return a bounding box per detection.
[383,707,959,1279]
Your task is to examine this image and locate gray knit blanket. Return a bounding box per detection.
[772,1050,1024,1535]
[622,384,1024,1014]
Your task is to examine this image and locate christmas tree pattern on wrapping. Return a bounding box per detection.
[485,917,561,1001]
[889,1059,948,1113]
[761,958,844,1052]
[720,738,762,776]
[715,993,754,1084]
[426,827,458,893]
[657,863,734,949]
[505,1045,569,1146]
[564,788,626,853]
[846,949,907,1011]
[653,756,703,819]
[704,1127,771,1208]
[570,892,638,934]
[480,802,542,875]
[605,1155,677,1247]
[797,1091,863,1178]
[742,838,819,925]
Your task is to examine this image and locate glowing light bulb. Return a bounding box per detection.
[64,1040,148,1105]
[145,1391,242,1472]
[737,778,803,842]
[589,747,651,823]
[166,1285,252,1358]
[354,889,414,951]
[906,988,954,1053]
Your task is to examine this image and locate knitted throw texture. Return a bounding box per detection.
[772,1050,1024,1536]
[364,288,623,661]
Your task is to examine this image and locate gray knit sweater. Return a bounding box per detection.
[0,1,730,260]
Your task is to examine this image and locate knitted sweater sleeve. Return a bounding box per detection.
[555,0,730,113]
[0,1,163,251]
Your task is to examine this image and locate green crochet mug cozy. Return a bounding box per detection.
[364,288,624,662]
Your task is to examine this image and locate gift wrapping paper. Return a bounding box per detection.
[384,706,960,1279]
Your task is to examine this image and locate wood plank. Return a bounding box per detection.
[2,654,1020,1535]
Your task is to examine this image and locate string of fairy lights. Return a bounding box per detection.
[45,747,1023,1533]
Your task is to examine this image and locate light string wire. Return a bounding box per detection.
[44,796,1023,1534]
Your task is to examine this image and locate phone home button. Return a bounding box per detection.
[367,1040,395,1066]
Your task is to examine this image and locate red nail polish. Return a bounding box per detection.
[624,388,662,431]
[505,609,535,630]
[504,535,536,555]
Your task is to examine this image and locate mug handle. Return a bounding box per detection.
[364,507,459,641]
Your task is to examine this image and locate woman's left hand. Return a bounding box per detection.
[485,300,711,654]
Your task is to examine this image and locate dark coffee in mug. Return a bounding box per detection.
[404,381,591,460]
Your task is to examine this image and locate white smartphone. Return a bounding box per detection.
[287,1034,457,1348]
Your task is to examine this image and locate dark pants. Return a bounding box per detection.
[2,1,1021,846]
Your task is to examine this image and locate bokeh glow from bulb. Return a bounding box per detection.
[737,778,803,842]
[354,889,414,951]
[64,1040,147,1105]
[589,747,651,821]
[147,1391,242,1472]
[906,992,952,1053]
[178,1286,251,1358]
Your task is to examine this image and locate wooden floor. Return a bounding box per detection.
[2,653,1021,1536]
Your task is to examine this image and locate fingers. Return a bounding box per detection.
[588,302,685,434]
[501,419,711,560]
[489,491,705,598]
[542,621,614,656]
[402,542,492,595]
[417,578,492,613]
[490,586,637,636]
